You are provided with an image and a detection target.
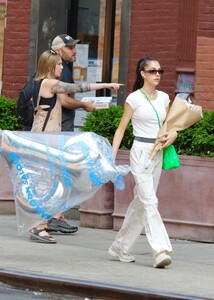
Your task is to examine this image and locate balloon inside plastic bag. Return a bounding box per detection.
[0,131,130,234]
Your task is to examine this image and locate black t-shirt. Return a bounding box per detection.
[61,60,75,132]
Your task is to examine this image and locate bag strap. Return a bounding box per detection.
[139,89,161,128]
[41,95,56,131]
[33,79,56,132]
[32,80,42,111]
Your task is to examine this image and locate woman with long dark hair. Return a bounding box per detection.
[108,57,177,268]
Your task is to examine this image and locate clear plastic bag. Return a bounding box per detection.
[0,131,130,234]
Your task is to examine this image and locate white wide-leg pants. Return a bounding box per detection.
[114,140,172,256]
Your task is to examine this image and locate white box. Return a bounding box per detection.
[81,97,112,109]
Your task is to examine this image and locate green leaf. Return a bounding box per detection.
[0,96,21,130]
[81,105,134,149]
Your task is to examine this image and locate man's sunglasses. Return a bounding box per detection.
[144,69,164,75]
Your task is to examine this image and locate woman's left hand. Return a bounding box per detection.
[158,131,178,149]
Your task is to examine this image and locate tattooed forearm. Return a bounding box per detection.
[52,81,92,94]
[77,82,91,92]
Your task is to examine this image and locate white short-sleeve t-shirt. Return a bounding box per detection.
[126,89,170,139]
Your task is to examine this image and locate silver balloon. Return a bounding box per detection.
[0,131,130,234]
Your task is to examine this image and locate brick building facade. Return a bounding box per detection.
[128,0,214,110]
[1,0,214,110]
[195,0,214,109]
[2,0,31,99]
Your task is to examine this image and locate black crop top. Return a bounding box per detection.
[39,95,57,111]
[33,80,57,111]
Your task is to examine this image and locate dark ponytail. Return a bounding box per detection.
[132,57,158,91]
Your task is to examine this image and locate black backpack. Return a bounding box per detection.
[17,73,36,130]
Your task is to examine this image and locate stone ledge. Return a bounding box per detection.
[0,200,15,215]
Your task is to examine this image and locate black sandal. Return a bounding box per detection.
[29,228,57,244]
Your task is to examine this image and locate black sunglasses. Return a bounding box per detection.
[144,69,164,75]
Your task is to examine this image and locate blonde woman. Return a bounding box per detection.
[31,50,122,132]
[30,50,123,243]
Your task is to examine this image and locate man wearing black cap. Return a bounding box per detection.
[51,34,96,131]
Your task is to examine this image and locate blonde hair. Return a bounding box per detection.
[35,50,61,81]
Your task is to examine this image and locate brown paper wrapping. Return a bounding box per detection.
[150,96,203,160]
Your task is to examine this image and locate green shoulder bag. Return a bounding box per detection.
[139,89,180,170]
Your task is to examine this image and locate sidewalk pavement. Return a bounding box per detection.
[0,214,214,299]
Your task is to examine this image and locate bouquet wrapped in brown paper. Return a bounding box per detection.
[150,96,203,160]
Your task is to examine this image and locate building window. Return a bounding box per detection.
[177,0,198,69]
[176,0,198,98]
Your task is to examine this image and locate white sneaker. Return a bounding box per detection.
[108,243,135,263]
[153,252,172,268]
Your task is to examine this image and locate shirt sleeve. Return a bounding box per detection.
[126,92,137,110]
[164,93,170,108]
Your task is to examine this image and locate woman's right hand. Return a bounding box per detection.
[159,131,178,149]
[105,83,124,90]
